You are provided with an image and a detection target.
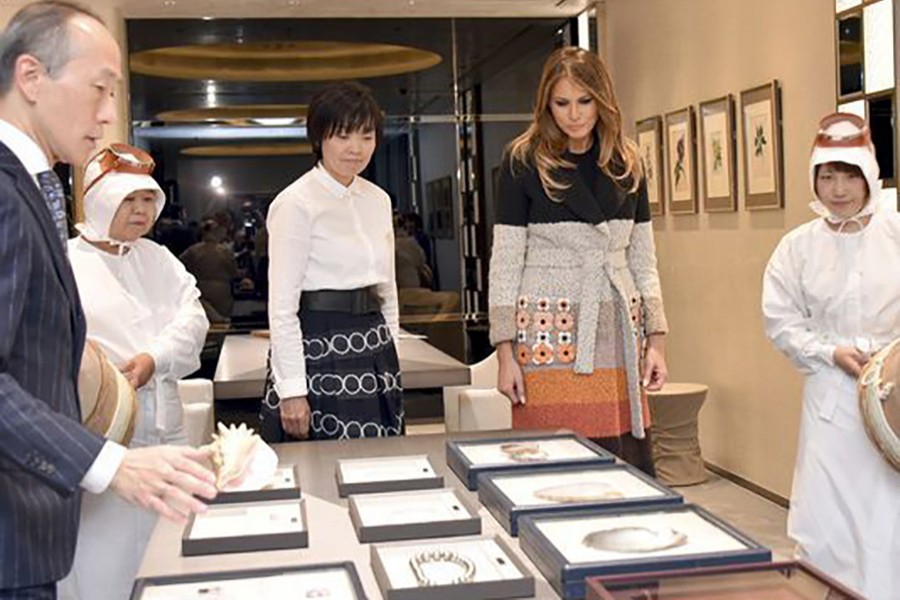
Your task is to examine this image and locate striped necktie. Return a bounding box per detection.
[36,169,69,249]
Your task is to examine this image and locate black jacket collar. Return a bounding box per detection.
[554,140,629,225]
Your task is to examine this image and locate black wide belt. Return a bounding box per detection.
[300,287,381,315]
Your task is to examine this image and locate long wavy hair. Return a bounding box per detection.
[507,47,642,200]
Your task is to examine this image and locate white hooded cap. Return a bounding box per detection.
[77,147,165,243]
[808,113,885,220]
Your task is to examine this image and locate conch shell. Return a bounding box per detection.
[206,422,261,490]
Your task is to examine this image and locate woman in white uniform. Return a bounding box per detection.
[763,112,900,599]
[59,143,209,600]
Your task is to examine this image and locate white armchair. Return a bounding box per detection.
[178,378,215,447]
[442,352,512,432]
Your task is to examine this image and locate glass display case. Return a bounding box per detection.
[446,432,615,490]
[585,560,864,600]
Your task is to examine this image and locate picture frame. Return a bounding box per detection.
[181,498,308,556]
[518,504,771,600]
[585,560,865,600]
[335,454,443,497]
[130,562,367,600]
[664,107,698,214]
[635,116,665,216]
[740,80,784,210]
[426,176,454,239]
[208,464,301,505]
[478,463,683,536]
[348,487,481,543]
[445,432,615,491]
[370,535,535,600]
[698,95,737,212]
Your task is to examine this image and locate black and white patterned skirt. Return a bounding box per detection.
[260,310,404,442]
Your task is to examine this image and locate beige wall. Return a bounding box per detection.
[605,0,835,497]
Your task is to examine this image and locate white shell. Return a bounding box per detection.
[533,482,624,503]
[209,422,265,490]
[582,526,688,553]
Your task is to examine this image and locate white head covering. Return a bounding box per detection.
[808,113,887,223]
[77,146,165,245]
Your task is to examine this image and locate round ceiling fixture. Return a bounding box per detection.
[156,104,308,124]
[181,143,313,157]
[131,41,442,81]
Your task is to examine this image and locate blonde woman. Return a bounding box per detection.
[489,47,668,473]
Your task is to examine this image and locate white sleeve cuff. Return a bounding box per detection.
[147,341,170,376]
[274,377,308,400]
[79,441,127,494]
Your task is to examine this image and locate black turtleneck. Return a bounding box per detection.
[496,142,650,228]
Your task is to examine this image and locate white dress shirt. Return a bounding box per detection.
[268,164,399,399]
[0,119,125,494]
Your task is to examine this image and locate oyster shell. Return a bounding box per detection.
[533,482,624,503]
[582,525,688,553]
[207,422,262,490]
[500,442,549,463]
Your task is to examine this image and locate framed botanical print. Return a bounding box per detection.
[698,95,737,212]
[636,116,665,216]
[664,107,697,214]
[740,81,784,210]
[637,115,666,217]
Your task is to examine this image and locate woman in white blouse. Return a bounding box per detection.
[262,82,403,441]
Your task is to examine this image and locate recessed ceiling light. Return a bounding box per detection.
[210,175,223,188]
[163,0,176,6]
[131,41,443,82]
[250,117,298,126]
[201,16,214,20]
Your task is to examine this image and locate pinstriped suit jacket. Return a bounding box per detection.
[0,142,105,590]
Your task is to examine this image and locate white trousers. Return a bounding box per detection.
[59,398,187,600]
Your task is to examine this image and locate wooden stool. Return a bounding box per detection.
[647,383,709,486]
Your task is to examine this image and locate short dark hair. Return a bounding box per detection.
[0,1,104,96]
[307,81,383,161]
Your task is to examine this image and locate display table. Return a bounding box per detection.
[213,333,471,400]
[137,431,777,599]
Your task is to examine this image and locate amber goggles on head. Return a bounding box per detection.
[814,112,872,149]
[84,143,155,195]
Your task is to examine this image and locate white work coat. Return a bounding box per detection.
[763,208,900,599]
[60,237,208,600]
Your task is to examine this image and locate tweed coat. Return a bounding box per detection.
[488,145,668,438]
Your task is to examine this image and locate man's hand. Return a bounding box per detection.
[280,396,311,439]
[109,446,217,524]
[121,353,155,389]
[834,345,868,378]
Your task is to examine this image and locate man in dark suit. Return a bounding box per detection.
[0,3,217,598]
